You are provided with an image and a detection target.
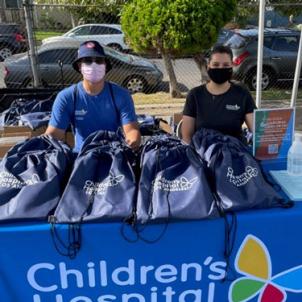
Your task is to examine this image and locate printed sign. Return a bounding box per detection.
[2,220,302,302]
[253,108,295,160]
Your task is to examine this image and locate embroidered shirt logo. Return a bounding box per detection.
[152,176,198,192]
[226,104,240,111]
[226,166,258,187]
[0,172,40,189]
[75,109,87,116]
[83,173,125,196]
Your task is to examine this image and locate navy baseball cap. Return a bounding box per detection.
[72,40,111,72]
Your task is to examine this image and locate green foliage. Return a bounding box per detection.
[35,30,63,42]
[121,0,237,56]
[270,0,302,17]
[238,0,302,19]
[236,1,258,27]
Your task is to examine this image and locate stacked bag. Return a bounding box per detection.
[191,128,290,213]
[0,128,292,224]
[136,135,218,223]
[52,131,138,223]
[0,135,73,221]
[0,128,293,258]
[0,97,53,129]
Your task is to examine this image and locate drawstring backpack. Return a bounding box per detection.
[191,128,293,212]
[50,130,139,258]
[191,128,293,280]
[136,135,218,224]
[52,130,138,223]
[0,97,53,127]
[0,135,73,221]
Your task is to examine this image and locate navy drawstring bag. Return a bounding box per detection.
[136,135,218,223]
[53,130,138,223]
[191,128,293,281]
[19,112,51,130]
[0,97,54,127]
[191,128,293,212]
[0,135,73,221]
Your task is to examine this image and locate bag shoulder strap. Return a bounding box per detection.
[108,82,121,125]
[71,83,78,130]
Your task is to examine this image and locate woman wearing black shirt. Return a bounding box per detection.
[182,45,256,143]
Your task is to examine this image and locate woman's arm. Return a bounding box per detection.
[181,115,196,144]
[245,112,254,133]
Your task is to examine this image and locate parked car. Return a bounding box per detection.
[216,28,235,44]
[225,28,301,90]
[42,24,130,52]
[3,40,163,93]
[0,23,27,61]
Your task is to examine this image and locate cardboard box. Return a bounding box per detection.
[159,120,173,134]
[0,136,29,158]
[0,126,47,138]
[0,126,74,148]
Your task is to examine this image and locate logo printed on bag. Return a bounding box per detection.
[152,176,198,192]
[83,173,125,195]
[0,172,40,188]
[226,104,240,111]
[226,166,258,187]
[229,235,302,302]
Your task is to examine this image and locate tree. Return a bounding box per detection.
[269,0,302,21]
[121,0,237,97]
[238,0,302,26]
[236,1,259,27]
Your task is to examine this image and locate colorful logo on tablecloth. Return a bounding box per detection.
[229,235,302,302]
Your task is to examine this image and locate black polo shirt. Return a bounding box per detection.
[183,83,256,138]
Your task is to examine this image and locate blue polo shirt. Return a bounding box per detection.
[49,81,137,152]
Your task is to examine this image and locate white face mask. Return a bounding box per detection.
[80,62,106,83]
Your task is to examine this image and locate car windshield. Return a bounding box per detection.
[105,47,132,63]
[225,33,247,49]
[63,27,90,37]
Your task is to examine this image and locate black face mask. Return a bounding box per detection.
[207,67,233,84]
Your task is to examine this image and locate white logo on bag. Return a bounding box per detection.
[83,174,125,196]
[152,176,198,192]
[226,166,258,187]
[0,172,40,188]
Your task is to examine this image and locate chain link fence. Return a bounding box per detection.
[1,1,302,104]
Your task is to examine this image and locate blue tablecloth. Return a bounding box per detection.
[1,202,302,302]
[1,159,302,302]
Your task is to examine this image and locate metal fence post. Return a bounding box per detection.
[23,0,40,88]
[291,29,302,108]
[256,0,266,108]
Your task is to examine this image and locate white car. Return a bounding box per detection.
[42,24,130,52]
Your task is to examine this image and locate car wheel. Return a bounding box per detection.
[246,68,275,91]
[22,78,48,88]
[107,43,123,52]
[22,78,34,88]
[0,47,13,61]
[124,76,146,93]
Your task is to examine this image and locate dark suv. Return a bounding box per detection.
[0,23,27,61]
[225,28,300,90]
